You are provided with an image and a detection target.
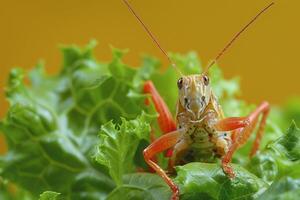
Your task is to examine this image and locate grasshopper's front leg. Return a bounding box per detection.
[143,129,182,200]
[215,101,270,178]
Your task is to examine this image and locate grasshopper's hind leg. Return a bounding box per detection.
[144,80,176,158]
[143,81,181,199]
[144,81,176,134]
[214,101,270,178]
[143,129,182,200]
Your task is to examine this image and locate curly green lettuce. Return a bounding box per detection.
[0,41,299,200]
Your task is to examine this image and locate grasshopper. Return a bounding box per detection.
[123,1,273,199]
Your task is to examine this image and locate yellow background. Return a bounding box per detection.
[0,0,299,152]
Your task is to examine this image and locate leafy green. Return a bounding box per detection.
[0,42,149,199]
[107,173,171,200]
[95,113,152,186]
[257,177,300,200]
[274,121,300,161]
[39,191,61,200]
[1,41,300,200]
[247,122,300,183]
[175,163,267,200]
[0,178,32,200]
[282,97,300,126]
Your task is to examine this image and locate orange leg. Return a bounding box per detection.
[144,81,177,157]
[144,81,176,134]
[143,129,181,200]
[215,101,270,178]
[214,116,250,131]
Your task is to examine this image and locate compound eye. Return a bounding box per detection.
[203,75,209,86]
[177,77,183,89]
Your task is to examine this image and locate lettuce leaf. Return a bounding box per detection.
[257,177,300,200]
[174,163,267,200]
[39,191,61,200]
[1,41,300,200]
[0,42,149,199]
[94,113,152,185]
[0,178,33,200]
[107,173,171,200]
[247,122,300,183]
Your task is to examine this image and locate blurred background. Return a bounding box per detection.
[0,0,299,153]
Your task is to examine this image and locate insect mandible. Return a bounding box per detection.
[122,1,274,199]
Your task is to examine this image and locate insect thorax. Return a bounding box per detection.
[174,96,231,164]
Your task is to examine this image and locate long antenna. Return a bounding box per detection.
[203,2,274,74]
[122,0,183,76]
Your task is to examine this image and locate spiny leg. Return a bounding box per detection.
[249,102,270,157]
[144,81,176,134]
[143,129,181,200]
[215,101,270,178]
[214,116,250,131]
[214,117,250,177]
[144,80,176,157]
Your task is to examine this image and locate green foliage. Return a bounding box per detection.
[39,191,61,200]
[95,113,152,186]
[282,97,300,126]
[0,178,33,200]
[0,42,146,199]
[0,41,300,200]
[175,163,267,200]
[257,177,300,200]
[107,173,171,200]
[275,121,300,161]
[247,122,300,183]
